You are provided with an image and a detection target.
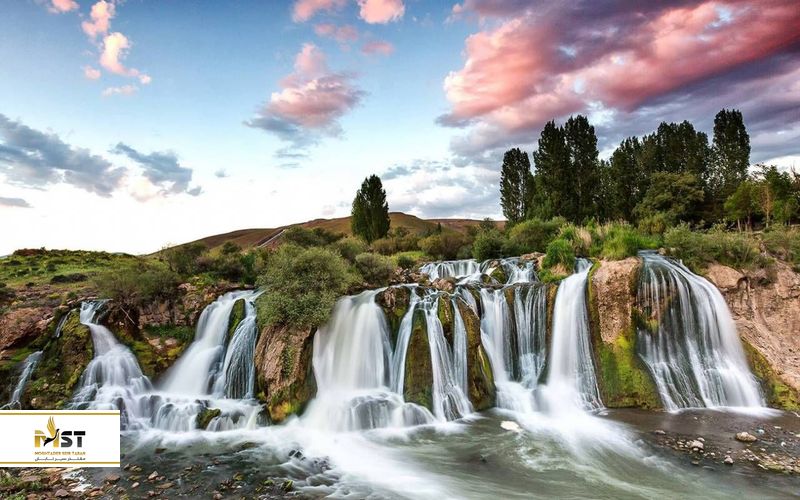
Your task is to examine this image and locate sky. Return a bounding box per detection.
[0,0,798,255]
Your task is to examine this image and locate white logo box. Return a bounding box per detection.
[0,410,120,467]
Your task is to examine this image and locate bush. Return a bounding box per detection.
[162,242,207,277]
[542,238,575,270]
[256,245,356,328]
[282,226,342,247]
[355,252,395,286]
[762,227,800,268]
[557,224,592,256]
[599,224,659,260]
[395,252,419,270]
[370,237,396,255]
[637,213,670,235]
[664,224,761,272]
[332,236,368,263]
[95,262,180,310]
[419,232,466,260]
[472,230,506,261]
[507,218,562,254]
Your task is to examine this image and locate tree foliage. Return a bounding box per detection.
[351,175,391,243]
[500,148,533,225]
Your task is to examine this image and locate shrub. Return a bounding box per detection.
[162,242,207,277]
[282,226,342,247]
[762,227,800,268]
[599,224,659,260]
[472,230,506,261]
[332,236,368,263]
[637,213,670,236]
[664,224,761,272]
[507,218,562,254]
[395,252,419,270]
[557,224,592,255]
[355,252,395,286]
[256,245,356,328]
[419,232,466,260]
[95,262,180,310]
[370,237,396,255]
[542,238,575,270]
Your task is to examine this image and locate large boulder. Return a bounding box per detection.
[254,323,316,423]
[454,299,495,410]
[589,259,660,409]
[706,261,800,409]
[403,310,434,409]
[0,307,50,351]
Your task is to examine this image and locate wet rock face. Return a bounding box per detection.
[254,322,317,423]
[706,261,800,409]
[589,259,661,409]
[403,309,434,409]
[455,299,495,411]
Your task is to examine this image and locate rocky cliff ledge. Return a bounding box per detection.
[706,262,800,409]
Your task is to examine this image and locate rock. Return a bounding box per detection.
[653,429,666,435]
[689,440,704,451]
[500,421,522,433]
[0,306,50,350]
[196,408,221,430]
[105,473,121,483]
[148,471,159,480]
[432,278,455,293]
[156,482,173,489]
[155,447,166,454]
[705,265,745,292]
[736,432,758,443]
[132,482,140,489]
[724,456,734,465]
[55,489,70,498]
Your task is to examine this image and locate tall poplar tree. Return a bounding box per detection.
[564,115,600,222]
[351,175,390,243]
[709,108,751,214]
[500,148,533,225]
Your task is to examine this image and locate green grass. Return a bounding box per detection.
[0,249,142,290]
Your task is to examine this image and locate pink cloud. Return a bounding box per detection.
[357,0,405,24]
[246,44,364,144]
[99,32,150,84]
[314,23,359,44]
[102,84,139,97]
[361,40,394,56]
[83,66,101,80]
[48,0,78,13]
[442,0,800,137]
[292,0,347,22]
[82,0,115,39]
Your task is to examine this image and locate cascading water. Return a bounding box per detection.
[1,350,42,409]
[212,293,263,399]
[420,259,480,281]
[539,258,603,412]
[636,252,764,410]
[69,302,152,424]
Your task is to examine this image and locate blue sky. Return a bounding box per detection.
[1,0,798,254]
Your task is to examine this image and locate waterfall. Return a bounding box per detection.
[69,301,152,423]
[539,259,603,412]
[511,284,548,388]
[1,351,42,409]
[420,260,480,281]
[212,293,263,399]
[636,252,764,410]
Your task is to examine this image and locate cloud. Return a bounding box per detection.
[0,197,32,208]
[362,40,394,56]
[102,84,139,96]
[384,159,501,219]
[112,143,201,197]
[83,66,101,80]
[0,114,126,196]
[214,169,229,178]
[48,0,78,14]
[82,0,115,39]
[358,0,405,24]
[99,32,149,79]
[442,0,800,161]
[292,0,347,22]
[245,43,365,151]
[314,23,359,44]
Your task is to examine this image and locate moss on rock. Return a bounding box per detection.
[227,298,246,340]
[376,286,410,344]
[403,309,433,409]
[196,407,221,429]
[25,310,93,409]
[456,299,495,410]
[588,261,661,409]
[742,339,800,410]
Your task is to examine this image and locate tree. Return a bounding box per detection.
[634,172,705,226]
[709,109,750,214]
[608,137,645,220]
[724,179,759,230]
[532,120,570,220]
[500,148,533,225]
[564,115,600,221]
[351,175,390,243]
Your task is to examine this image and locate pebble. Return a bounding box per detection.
[689,440,704,451]
[157,482,173,489]
[724,456,734,465]
[54,489,70,498]
[653,429,666,435]
[735,432,757,443]
[105,473,120,483]
[132,482,140,489]
[148,471,159,480]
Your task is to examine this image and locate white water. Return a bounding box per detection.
[539,259,603,412]
[637,253,764,411]
[420,259,481,281]
[421,257,535,285]
[69,302,152,425]
[212,293,263,399]
[2,350,42,409]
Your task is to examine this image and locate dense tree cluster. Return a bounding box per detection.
[351,175,391,243]
[502,109,800,231]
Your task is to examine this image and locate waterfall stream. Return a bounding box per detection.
[637,252,764,410]
[1,350,42,409]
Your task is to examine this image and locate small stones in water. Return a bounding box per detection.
[501,420,522,433]
[689,440,705,452]
[724,456,734,465]
[132,482,140,489]
[653,429,666,435]
[156,482,173,490]
[148,471,159,481]
[105,473,121,484]
[736,432,757,443]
